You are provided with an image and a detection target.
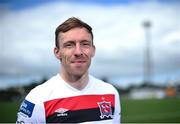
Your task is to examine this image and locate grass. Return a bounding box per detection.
[121,98,180,123]
[0,98,180,122]
[0,101,20,123]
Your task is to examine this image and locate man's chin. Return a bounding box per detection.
[69,64,89,76]
[72,72,85,77]
[71,69,87,77]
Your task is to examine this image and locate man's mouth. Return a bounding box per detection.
[72,60,86,64]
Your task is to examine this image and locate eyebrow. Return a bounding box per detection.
[64,40,75,43]
[63,40,92,44]
[81,40,91,43]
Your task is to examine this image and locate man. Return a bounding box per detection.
[16,17,121,123]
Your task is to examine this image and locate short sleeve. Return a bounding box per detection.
[16,98,45,123]
[113,89,121,123]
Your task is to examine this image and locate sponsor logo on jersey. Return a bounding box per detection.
[55,108,69,117]
[19,100,35,118]
[98,100,113,119]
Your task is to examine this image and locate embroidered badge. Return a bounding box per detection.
[97,100,113,119]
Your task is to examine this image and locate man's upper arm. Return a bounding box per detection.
[113,90,121,123]
[16,99,45,123]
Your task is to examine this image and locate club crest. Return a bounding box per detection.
[97,101,113,119]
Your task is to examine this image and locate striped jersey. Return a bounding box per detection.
[16,74,121,123]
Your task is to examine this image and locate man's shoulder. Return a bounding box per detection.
[25,74,59,102]
[89,75,117,92]
[90,75,113,86]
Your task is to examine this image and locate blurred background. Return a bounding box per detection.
[0,0,180,123]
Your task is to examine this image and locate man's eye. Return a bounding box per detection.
[82,43,90,46]
[65,44,73,47]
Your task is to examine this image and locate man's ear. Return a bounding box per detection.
[91,45,96,57]
[54,47,61,59]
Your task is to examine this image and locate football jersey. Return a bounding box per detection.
[16,74,121,123]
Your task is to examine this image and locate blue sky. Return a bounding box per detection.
[0,0,180,88]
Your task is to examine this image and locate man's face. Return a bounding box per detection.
[55,27,95,77]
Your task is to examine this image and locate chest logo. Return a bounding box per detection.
[55,108,69,117]
[97,101,113,119]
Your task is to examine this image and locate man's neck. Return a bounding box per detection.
[60,71,89,90]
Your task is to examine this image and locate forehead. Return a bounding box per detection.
[59,27,92,43]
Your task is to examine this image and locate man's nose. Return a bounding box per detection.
[74,44,83,56]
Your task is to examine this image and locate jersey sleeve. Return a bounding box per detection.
[16,90,45,123]
[113,89,121,123]
[16,98,45,124]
